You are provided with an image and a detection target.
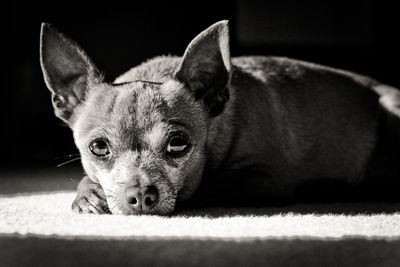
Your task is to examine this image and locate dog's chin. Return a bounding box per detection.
[109,198,176,215]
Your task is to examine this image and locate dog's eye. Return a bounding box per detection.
[166,134,189,157]
[89,139,110,157]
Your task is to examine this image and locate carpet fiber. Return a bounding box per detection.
[1,191,400,266]
[1,191,400,240]
[1,168,400,266]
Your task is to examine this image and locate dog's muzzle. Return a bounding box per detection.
[125,185,159,213]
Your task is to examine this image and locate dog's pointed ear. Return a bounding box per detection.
[40,23,102,124]
[175,20,231,117]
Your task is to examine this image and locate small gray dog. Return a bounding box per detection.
[40,21,400,215]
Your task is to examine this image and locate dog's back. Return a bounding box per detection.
[227,56,399,183]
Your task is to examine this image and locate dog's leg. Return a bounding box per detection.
[71,176,109,214]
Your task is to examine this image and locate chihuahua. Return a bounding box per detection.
[40,21,400,215]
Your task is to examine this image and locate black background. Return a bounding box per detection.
[4,0,399,168]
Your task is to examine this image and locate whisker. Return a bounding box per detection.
[57,157,81,167]
[107,204,118,214]
[55,154,81,160]
[108,203,117,209]
[103,188,114,194]
[69,177,79,183]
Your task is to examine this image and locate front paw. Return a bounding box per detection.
[72,182,109,214]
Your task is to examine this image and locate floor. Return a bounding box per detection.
[1,166,399,266]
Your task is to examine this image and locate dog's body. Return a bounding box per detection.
[40,21,400,215]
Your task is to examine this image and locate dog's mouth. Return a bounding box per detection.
[106,181,177,215]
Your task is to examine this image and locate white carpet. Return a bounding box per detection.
[1,190,400,266]
[1,191,400,240]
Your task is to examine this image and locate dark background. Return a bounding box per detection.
[4,0,400,169]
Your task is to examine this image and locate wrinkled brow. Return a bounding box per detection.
[111,80,164,86]
[166,118,189,128]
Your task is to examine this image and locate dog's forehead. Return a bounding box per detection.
[75,80,193,144]
[96,82,168,129]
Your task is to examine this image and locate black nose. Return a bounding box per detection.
[126,186,159,212]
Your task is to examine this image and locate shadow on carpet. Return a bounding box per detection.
[1,236,399,267]
[1,167,399,266]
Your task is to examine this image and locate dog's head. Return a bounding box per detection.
[40,21,231,214]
